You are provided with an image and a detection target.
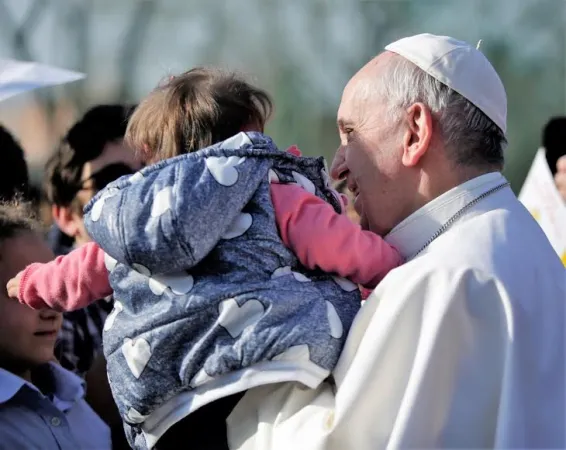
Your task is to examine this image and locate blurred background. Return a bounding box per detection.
[0,0,564,191]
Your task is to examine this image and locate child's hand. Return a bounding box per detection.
[6,271,23,300]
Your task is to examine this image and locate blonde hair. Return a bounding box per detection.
[126,67,273,164]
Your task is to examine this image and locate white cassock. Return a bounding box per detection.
[227,172,566,449]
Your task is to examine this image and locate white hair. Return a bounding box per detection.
[378,55,507,168]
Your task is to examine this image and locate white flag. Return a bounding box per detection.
[518,148,566,266]
[0,59,85,103]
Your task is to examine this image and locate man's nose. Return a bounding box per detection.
[330,146,348,180]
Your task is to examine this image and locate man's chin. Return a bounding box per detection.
[359,213,388,236]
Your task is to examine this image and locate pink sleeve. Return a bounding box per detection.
[271,183,403,288]
[18,242,112,311]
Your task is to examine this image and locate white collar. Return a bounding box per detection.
[385,172,509,259]
[0,362,85,412]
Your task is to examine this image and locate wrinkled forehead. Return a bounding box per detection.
[338,54,391,123]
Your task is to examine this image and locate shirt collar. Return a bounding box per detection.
[0,362,85,412]
[385,172,509,259]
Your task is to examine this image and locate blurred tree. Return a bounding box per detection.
[117,0,156,101]
[0,0,56,116]
[0,0,564,192]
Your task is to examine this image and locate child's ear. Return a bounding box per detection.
[142,144,152,158]
[140,144,155,165]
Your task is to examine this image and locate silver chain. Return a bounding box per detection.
[408,181,510,260]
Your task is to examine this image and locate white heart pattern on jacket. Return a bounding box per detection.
[148,272,194,296]
[122,337,152,379]
[104,301,123,331]
[222,213,253,240]
[151,186,173,217]
[126,407,148,424]
[90,189,119,222]
[189,367,215,388]
[219,132,252,150]
[205,156,246,186]
[272,344,311,363]
[268,169,280,184]
[218,298,265,338]
[271,266,311,283]
[132,264,151,277]
[292,171,316,194]
[131,264,194,297]
[104,252,118,271]
[325,301,343,339]
[332,276,358,292]
[128,171,145,184]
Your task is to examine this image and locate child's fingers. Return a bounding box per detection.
[6,273,21,299]
[6,279,17,298]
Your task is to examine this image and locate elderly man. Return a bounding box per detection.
[227,34,565,449]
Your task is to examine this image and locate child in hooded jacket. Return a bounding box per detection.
[8,68,402,449]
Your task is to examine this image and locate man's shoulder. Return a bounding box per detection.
[423,198,561,275]
[383,200,565,309]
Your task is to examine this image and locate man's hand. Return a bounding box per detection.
[6,271,23,300]
[556,155,566,202]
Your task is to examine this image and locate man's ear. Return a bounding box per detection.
[401,103,433,167]
[51,204,79,238]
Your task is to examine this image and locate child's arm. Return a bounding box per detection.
[7,242,112,311]
[271,183,403,288]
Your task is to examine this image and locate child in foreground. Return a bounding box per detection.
[8,68,402,449]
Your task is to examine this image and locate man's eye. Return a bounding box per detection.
[344,128,354,135]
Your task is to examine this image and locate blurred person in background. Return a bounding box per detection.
[45,104,139,256]
[543,116,566,177]
[0,124,31,202]
[545,117,566,201]
[43,104,140,447]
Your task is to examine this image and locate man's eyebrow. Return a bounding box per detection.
[337,118,353,129]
